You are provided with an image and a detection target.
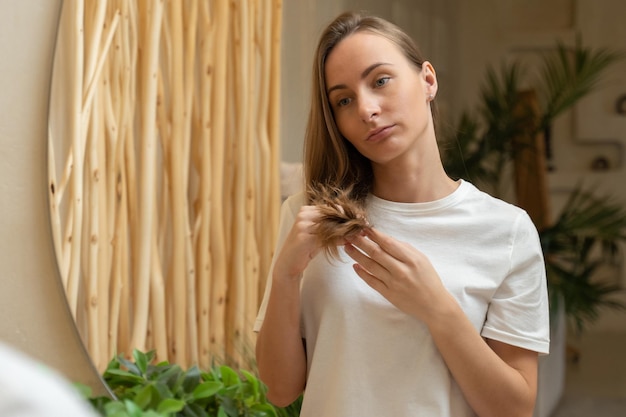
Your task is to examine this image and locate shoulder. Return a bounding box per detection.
[459,181,540,242]
[462,181,529,219]
[282,191,307,215]
[277,191,308,227]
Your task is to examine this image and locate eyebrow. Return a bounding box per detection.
[326,62,391,95]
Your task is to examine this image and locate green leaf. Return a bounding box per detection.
[157,364,184,390]
[182,365,202,393]
[124,399,145,417]
[184,403,209,417]
[240,369,260,397]
[103,400,127,414]
[219,365,240,387]
[133,384,153,409]
[105,369,146,384]
[539,37,623,127]
[192,381,223,400]
[151,381,174,403]
[117,356,142,376]
[133,349,150,375]
[144,412,169,417]
[156,398,186,414]
[250,403,278,417]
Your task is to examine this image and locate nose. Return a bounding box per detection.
[358,92,380,122]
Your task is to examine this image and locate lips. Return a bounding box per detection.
[366,124,394,142]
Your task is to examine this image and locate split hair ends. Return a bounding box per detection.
[308,183,372,259]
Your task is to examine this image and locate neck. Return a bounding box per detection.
[371,166,457,203]
[370,141,457,203]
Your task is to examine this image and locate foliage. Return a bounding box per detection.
[444,38,623,190]
[541,187,626,332]
[537,38,622,129]
[84,350,302,417]
[443,38,626,331]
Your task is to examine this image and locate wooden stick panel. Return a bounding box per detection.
[48,0,282,371]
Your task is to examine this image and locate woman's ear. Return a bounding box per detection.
[422,61,438,99]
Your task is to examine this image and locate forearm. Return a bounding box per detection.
[427,294,537,417]
[255,275,307,407]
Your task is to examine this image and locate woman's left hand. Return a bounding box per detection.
[344,227,451,322]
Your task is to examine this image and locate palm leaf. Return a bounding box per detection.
[541,185,626,331]
[544,185,626,243]
[547,259,626,333]
[538,37,623,129]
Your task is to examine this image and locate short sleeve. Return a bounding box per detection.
[481,212,550,355]
[253,193,304,333]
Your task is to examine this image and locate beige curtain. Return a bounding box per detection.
[48,0,282,372]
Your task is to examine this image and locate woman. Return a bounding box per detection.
[255,11,549,417]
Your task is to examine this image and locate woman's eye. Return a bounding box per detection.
[337,97,351,107]
[375,77,390,87]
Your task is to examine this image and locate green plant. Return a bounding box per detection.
[540,187,626,331]
[444,37,623,191]
[85,350,301,417]
[443,38,626,331]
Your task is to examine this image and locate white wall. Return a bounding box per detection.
[280,0,344,162]
[0,0,109,395]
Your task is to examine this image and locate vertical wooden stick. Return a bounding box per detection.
[150,213,168,364]
[86,87,102,369]
[165,0,188,367]
[209,0,230,361]
[130,0,164,353]
[182,0,199,367]
[108,158,127,358]
[117,0,139,358]
[196,0,214,370]
[66,0,86,318]
[266,0,282,285]
[227,0,247,366]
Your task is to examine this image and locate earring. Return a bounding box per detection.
[428,94,435,101]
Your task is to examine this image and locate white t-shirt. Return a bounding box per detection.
[255,180,550,417]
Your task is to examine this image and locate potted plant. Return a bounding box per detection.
[81,349,302,417]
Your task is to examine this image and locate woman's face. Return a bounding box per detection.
[324,31,437,166]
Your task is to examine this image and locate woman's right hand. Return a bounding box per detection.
[272,205,324,281]
[256,205,321,406]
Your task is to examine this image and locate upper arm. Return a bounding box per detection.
[487,338,539,400]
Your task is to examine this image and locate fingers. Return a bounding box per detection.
[344,241,388,281]
[343,229,397,289]
[343,227,414,288]
[275,205,325,280]
[345,227,404,271]
[362,227,409,261]
[352,262,389,292]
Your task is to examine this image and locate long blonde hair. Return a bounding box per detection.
[303,11,431,205]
